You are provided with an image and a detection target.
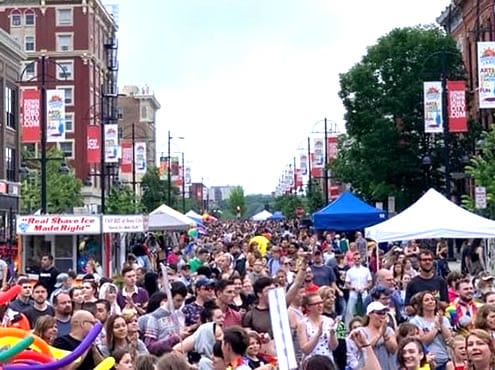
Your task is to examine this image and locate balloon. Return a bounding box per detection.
[249,235,270,257]
[12,351,53,364]
[47,346,72,360]
[0,336,34,362]
[0,328,51,355]
[0,285,21,305]
[187,228,198,239]
[93,357,115,370]
[3,322,103,370]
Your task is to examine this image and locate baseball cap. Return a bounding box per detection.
[195,278,215,289]
[479,271,494,281]
[54,273,69,288]
[366,301,389,315]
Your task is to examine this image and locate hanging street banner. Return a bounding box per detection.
[134,142,147,174]
[423,81,443,133]
[46,89,66,142]
[478,41,495,109]
[447,80,467,133]
[313,138,324,168]
[21,89,40,143]
[120,141,132,173]
[299,154,308,175]
[104,124,119,163]
[159,155,168,180]
[87,125,100,163]
[327,136,338,160]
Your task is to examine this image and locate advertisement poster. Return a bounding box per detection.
[21,89,40,143]
[447,80,467,132]
[104,124,119,163]
[478,41,495,109]
[423,81,443,133]
[46,89,66,142]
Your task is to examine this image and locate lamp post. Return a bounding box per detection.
[182,152,186,212]
[167,130,184,206]
[307,136,312,194]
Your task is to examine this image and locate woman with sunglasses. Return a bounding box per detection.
[410,291,453,370]
[297,292,338,362]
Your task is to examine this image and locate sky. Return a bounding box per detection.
[112,0,450,195]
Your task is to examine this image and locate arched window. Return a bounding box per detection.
[24,9,35,26]
[9,10,21,27]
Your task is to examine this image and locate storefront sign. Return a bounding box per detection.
[16,215,101,235]
[102,215,148,233]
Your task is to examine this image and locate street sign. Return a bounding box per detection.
[475,186,487,209]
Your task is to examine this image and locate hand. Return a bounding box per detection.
[350,328,370,349]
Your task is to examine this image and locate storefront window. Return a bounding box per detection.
[25,237,51,274]
[54,235,73,272]
[77,236,101,274]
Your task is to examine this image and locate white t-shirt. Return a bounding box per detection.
[0,259,8,281]
[345,265,372,297]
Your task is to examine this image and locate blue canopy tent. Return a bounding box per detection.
[268,211,285,221]
[312,191,387,230]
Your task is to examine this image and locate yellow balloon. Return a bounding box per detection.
[48,345,71,360]
[94,357,116,370]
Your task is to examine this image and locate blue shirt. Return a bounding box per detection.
[311,264,336,287]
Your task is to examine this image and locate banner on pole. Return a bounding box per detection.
[46,89,66,142]
[134,142,147,174]
[313,138,324,168]
[447,80,467,132]
[120,141,132,174]
[478,41,495,109]
[424,81,443,133]
[21,89,40,143]
[104,124,119,163]
[87,125,100,163]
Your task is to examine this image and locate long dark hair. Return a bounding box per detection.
[397,338,427,369]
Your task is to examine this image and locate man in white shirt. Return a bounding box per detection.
[344,251,372,324]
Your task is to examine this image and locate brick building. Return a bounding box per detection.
[117,85,161,192]
[0,0,119,210]
[438,0,495,127]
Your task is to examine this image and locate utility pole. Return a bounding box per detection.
[40,56,47,214]
[131,122,136,196]
[323,118,329,205]
[182,152,186,212]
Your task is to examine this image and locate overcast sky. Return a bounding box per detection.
[112,0,451,194]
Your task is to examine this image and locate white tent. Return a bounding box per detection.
[251,210,273,221]
[148,204,194,231]
[365,188,495,242]
[185,210,202,219]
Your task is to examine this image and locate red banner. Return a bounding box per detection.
[21,89,40,143]
[87,125,100,163]
[327,136,338,160]
[448,80,467,132]
[120,141,132,173]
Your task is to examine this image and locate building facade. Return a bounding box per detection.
[117,85,160,192]
[438,0,495,127]
[0,28,25,249]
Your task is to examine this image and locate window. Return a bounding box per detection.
[64,112,74,132]
[24,11,35,26]
[24,36,35,52]
[10,11,21,27]
[58,141,74,158]
[117,106,123,119]
[21,62,36,81]
[5,148,16,182]
[5,86,16,129]
[57,86,74,105]
[56,9,72,26]
[56,61,73,80]
[56,33,73,52]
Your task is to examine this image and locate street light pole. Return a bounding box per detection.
[40,55,47,214]
[132,122,136,196]
[293,156,297,194]
[182,152,186,212]
[167,130,171,206]
[307,136,312,194]
[324,118,329,205]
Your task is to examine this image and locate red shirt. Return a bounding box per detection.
[305,283,319,294]
[223,306,242,327]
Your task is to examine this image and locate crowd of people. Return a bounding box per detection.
[2,219,495,370]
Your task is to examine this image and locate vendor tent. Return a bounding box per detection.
[365,188,495,242]
[185,210,202,219]
[148,204,193,231]
[312,191,387,230]
[268,211,285,221]
[251,210,273,221]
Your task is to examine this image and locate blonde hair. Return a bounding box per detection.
[156,351,190,370]
[466,329,495,369]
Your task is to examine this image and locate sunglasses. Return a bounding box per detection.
[371,310,387,315]
[308,301,324,306]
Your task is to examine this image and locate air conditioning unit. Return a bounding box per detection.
[61,45,69,51]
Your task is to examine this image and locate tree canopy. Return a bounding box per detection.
[140,166,170,213]
[333,26,474,210]
[105,184,141,214]
[227,186,246,218]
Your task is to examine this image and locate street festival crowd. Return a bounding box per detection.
[2,219,495,370]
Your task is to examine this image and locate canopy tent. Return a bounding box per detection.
[365,188,495,242]
[268,211,285,221]
[312,191,387,231]
[185,210,204,225]
[148,204,194,231]
[251,210,273,221]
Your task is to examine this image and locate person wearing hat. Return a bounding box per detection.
[182,278,215,327]
[50,272,74,304]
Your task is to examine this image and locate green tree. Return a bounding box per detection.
[306,181,325,213]
[106,185,141,214]
[20,148,83,214]
[140,166,171,213]
[334,26,469,210]
[274,194,304,218]
[227,186,246,217]
[462,126,495,219]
